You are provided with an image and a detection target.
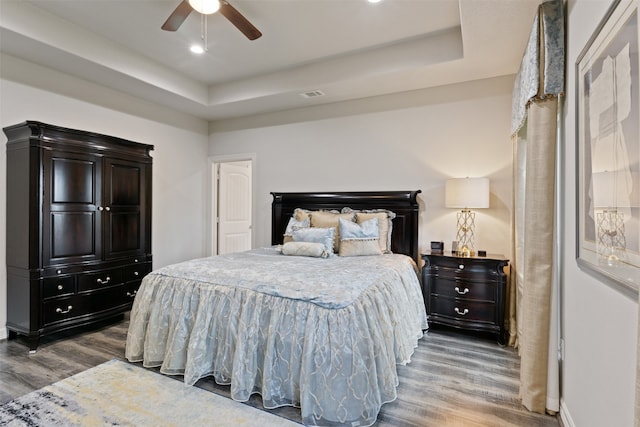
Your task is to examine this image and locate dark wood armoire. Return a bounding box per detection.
[4,121,153,350]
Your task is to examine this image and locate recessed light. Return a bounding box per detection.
[190,45,205,54]
[368,0,383,3]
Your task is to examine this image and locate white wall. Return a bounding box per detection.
[209,75,515,258]
[562,1,639,426]
[0,54,210,340]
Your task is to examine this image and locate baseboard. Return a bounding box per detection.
[559,398,575,427]
[0,327,8,341]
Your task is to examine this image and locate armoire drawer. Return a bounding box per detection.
[123,282,142,301]
[77,268,124,293]
[42,276,75,299]
[42,286,129,326]
[124,262,152,283]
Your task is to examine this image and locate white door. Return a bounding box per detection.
[217,161,252,254]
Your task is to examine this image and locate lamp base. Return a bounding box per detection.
[457,245,474,257]
[456,209,476,256]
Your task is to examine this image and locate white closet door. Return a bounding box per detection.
[217,161,252,254]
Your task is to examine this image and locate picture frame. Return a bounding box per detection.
[576,0,640,296]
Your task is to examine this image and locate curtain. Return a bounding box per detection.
[510,0,564,415]
[637,288,640,427]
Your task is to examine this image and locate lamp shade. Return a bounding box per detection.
[445,177,490,209]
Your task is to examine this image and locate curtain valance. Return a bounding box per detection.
[511,0,565,136]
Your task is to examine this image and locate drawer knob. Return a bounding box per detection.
[97,276,111,285]
[458,264,465,270]
[56,305,73,314]
[134,271,139,276]
[454,307,469,316]
[57,284,64,290]
[127,290,138,298]
[454,286,470,295]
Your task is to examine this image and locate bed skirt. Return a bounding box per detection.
[125,257,427,427]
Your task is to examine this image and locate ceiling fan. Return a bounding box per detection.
[162,0,262,41]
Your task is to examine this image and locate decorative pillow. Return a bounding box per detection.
[283,216,310,244]
[338,217,382,257]
[342,208,396,253]
[281,241,328,258]
[293,208,312,222]
[292,227,335,255]
[309,210,356,252]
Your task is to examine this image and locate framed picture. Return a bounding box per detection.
[576,0,640,296]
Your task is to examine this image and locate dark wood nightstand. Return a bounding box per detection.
[422,252,509,344]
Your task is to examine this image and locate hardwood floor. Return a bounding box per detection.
[0,317,559,426]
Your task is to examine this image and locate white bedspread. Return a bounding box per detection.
[125,247,427,427]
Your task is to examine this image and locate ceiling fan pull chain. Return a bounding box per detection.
[204,14,208,52]
[199,13,208,52]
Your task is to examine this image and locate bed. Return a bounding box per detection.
[125,190,427,427]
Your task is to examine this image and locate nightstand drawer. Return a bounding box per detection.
[430,297,495,323]
[428,257,504,281]
[430,277,495,302]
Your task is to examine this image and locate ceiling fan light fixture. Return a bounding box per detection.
[189,0,220,15]
[190,44,205,54]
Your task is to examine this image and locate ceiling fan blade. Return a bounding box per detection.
[219,0,262,40]
[162,0,193,31]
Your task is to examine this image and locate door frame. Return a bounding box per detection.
[208,153,256,256]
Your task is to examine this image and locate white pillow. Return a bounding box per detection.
[281,241,328,258]
[292,227,335,255]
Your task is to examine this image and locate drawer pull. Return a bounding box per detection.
[458,264,465,270]
[454,307,469,316]
[133,271,139,276]
[97,276,111,285]
[56,305,73,314]
[57,284,64,290]
[454,286,469,295]
[127,290,138,298]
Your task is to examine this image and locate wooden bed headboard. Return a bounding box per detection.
[271,190,421,265]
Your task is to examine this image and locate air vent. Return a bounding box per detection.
[300,90,326,99]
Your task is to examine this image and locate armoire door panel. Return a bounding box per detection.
[52,157,96,204]
[110,212,141,253]
[50,212,96,259]
[43,150,102,266]
[103,158,147,259]
[108,163,141,206]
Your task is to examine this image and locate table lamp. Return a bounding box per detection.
[445,177,490,257]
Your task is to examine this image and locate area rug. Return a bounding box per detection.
[0,359,301,426]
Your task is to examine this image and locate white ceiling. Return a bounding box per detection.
[0,0,542,121]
